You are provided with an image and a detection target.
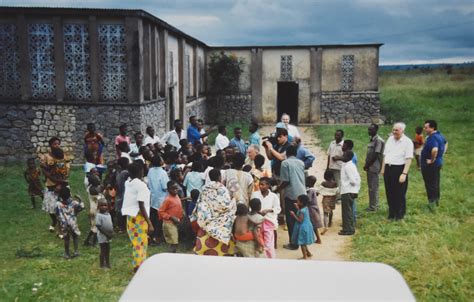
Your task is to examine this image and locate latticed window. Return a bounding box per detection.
[63,24,91,101]
[0,24,20,98]
[28,23,56,99]
[99,25,127,102]
[280,55,293,81]
[341,55,355,91]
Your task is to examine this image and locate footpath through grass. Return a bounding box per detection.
[314,69,474,301]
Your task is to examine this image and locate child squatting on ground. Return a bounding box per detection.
[95,199,114,269]
[55,186,85,259]
[290,194,315,259]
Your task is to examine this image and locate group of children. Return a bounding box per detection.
[24,117,353,267]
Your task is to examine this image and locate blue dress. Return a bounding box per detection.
[291,207,315,245]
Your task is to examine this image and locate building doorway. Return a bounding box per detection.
[168,86,175,130]
[277,81,299,124]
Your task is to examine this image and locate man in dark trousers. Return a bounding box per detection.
[364,124,385,212]
[421,120,447,210]
[381,122,413,220]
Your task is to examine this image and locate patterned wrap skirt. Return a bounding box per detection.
[193,227,235,256]
[127,213,149,269]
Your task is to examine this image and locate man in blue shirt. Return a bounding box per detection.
[248,122,261,146]
[229,127,247,155]
[186,116,215,145]
[294,137,316,170]
[421,120,447,209]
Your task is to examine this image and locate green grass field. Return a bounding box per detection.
[314,68,474,301]
[0,68,473,301]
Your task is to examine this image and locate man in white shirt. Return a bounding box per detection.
[281,113,300,139]
[381,122,413,220]
[339,150,361,235]
[215,125,230,151]
[251,177,281,258]
[327,129,344,201]
[161,119,186,150]
[144,126,162,147]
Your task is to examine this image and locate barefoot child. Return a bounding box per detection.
[84,174,103,246]
[158,181,183,253]
[317,170,338,235]
[96,199,113,269]
[24,158,43,209]
[306,175,323,244]
[56,186,85,259]
[290,195,315,259]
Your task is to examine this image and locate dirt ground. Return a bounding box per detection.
[259,126,351,261]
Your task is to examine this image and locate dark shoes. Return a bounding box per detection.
[338,231,355,236]
[365,207,377,212]
[283,244,299,250]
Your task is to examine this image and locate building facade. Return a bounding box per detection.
[0,7,381,163]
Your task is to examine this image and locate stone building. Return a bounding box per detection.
[0,7,382,163]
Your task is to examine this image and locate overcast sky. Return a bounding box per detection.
[3,0,474,65]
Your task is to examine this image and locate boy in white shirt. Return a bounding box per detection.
[339,150,360,236]
[215,125,230,151]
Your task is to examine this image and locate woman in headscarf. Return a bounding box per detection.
[192,169,236,256]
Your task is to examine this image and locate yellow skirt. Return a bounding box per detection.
[193,228,235,256]
[127,213,148,269]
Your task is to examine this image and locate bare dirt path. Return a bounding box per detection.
[260,126,351,261]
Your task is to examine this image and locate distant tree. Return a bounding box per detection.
[445,64,453,75]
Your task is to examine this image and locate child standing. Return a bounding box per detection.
[306,176,323,244]
[55,186,85,259]
[248,198,265,257]
[290,194,315,259]
[413,126,424,169]
[24,158,43,209]
[158,181,183,253]
[339,150,361,236]
[95,199,113,269]
[84,174,103,246]
[317,170,339,235]
[186,189,200,217]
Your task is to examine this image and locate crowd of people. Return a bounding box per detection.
[23,113,447,271]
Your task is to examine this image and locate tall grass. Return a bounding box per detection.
[315,69,474,301]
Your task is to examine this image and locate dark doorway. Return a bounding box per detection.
[169,87,175,130]
[277,81,299,124]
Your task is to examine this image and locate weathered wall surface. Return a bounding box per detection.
[0,100,166,164]
[322,47,379,92]
[320,92,380,124]
[261,49,311,123]
[207,94,252,124]
[206,50,252,93]
[167,34,180,120]
[185,97,208,123]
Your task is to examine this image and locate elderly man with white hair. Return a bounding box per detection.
[245,144,260,167]
[381,122,413,220]
[281,113,300,139]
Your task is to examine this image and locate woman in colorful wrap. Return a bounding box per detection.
[121,162,154,272]
[192,169,236,256]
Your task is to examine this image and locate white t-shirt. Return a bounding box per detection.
[122,178,151,217]
[251,190,281,228]
[327,140,344,170]
[144,135,161,146]
[161,130,186,149]
[287,124,300,139]
[340,161,361,195]
[215,133,230,151]
[383,134,414,165]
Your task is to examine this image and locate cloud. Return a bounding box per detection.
[1,0,473,64]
